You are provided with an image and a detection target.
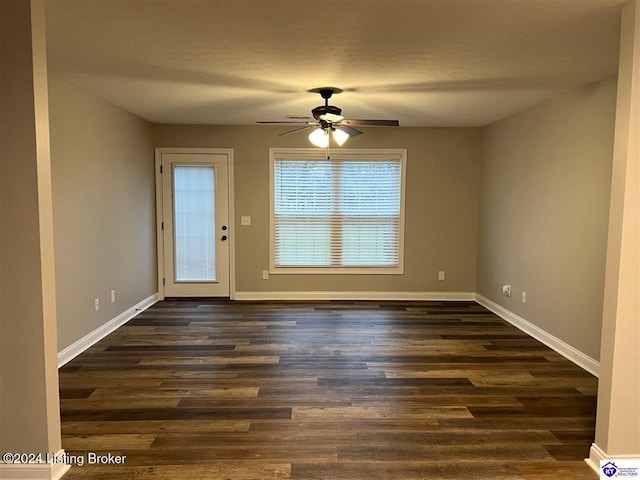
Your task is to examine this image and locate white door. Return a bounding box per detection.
[160,151,230,297]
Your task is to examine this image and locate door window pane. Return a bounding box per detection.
[174,165,216,281]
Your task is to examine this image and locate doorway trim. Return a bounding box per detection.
[155,147,235,300]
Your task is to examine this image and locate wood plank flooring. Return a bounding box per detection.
[59,300,598,479]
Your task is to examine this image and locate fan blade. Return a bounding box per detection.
[257,121,312,124]
[336,125,363,137]
[320,113,344,123]
[344,119,400,127]
[279,125,313,137]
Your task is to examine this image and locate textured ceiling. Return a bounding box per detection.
[45,0,626,127]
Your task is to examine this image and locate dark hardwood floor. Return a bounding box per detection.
[59,300,598,479]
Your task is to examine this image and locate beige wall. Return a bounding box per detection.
[477,76,617,361]
[0,0,63,462]
[48,76,157,351]
[153,125,482,294]
[592,0,640,461]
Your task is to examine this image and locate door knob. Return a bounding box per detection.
[221,235,228,241]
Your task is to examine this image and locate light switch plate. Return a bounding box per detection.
[241,216,251,226]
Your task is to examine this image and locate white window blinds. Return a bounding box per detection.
[271,149,405,273]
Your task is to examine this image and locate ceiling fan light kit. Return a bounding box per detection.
[257,87,399,147]
[331,128,350,146]
[308,127,330,148]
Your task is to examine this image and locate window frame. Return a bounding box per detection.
[269,148,406,275]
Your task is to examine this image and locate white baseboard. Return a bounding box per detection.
[475,294,600,377]
[0,449,71,480]
[584,443,607,475]
[57,293,159,368]
[586,443,640,473]
[587,442,608,472]
[233,291,476,301]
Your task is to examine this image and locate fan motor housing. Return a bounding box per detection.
[312,105,342,121]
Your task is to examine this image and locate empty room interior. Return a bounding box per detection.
[1,0,639,479]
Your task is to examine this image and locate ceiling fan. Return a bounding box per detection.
[257,87,399,147]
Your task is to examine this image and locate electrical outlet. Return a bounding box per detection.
[241,216,251,226]
[262,270,269,280]
[94,298,100,311]
[438,271,445,281]
[521,291,527,303]
[502,285,512,297]
[111,290,116,303]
